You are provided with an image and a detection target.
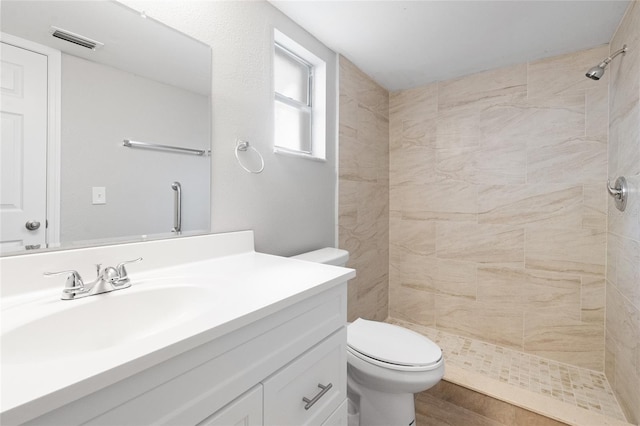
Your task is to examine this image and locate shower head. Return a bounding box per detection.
[585,44,627,80]
[585,64,606,80]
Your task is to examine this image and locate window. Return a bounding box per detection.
[273,30,326,160]
[274,44,312,153]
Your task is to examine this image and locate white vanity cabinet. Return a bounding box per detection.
[22,283,348,426]
[1,232,355,425]
[199,329,347,426]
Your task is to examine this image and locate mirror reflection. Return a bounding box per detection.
[0,1,212,255]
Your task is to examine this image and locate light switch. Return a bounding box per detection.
[92,187,106,205]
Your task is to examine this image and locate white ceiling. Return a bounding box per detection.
[1,1,210,95]
[270,1,630,91]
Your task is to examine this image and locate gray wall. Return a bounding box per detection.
[61,54,210,243]
[120,0,339,256]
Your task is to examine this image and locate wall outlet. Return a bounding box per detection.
[92,187,106,205]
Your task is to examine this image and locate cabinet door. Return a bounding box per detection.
[321,399,348,426]
[197,385,263,426]
[263,329,346,426]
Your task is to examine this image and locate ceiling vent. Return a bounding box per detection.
[50,26,103,50]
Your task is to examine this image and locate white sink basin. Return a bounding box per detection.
[1,284,213,364]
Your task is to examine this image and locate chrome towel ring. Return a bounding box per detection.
[235,139,265,174]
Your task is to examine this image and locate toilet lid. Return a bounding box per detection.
[347,319,442,367]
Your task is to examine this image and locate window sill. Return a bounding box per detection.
[273,147,326,162]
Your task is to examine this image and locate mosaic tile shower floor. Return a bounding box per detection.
[389,319,627,422]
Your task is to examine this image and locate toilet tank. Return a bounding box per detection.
[291,247,349,266]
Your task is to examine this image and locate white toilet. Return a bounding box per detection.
[292,248,445,426]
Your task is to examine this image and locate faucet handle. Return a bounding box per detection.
[44,270,84,287]
[44,270,86,299]
[115,257,143,283]
[96,266,118,281]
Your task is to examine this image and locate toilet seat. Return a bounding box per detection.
[347,346,443,372]
[347,319,442,372]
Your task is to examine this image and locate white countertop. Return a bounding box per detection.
[1,241,355,424]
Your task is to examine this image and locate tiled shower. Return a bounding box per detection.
[389,46,608,370]
[339,1,640,423]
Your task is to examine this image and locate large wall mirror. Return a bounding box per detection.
[1,1,212,255]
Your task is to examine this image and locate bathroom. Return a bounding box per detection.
[1,0,639,425]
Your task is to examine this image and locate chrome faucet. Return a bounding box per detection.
[45,257,143,300]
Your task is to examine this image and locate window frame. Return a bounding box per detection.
[274,42,314,155]
[273,29,327,161]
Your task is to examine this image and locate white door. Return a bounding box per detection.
[1,41,48,252]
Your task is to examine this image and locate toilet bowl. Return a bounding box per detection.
[347,318,444,425]
[291,248,445,426]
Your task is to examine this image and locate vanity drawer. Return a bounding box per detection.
[263,328,346,426]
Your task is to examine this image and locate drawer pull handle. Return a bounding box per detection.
[302,383,332,410]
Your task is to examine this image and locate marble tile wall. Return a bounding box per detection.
[339,57,389,321]
[389,46,610,370]
[605,1,640,423]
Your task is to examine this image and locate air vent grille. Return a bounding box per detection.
[50,27,103,50]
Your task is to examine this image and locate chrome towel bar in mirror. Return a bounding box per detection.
[123,139,210,156]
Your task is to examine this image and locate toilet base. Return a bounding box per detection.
[348,379,416,426]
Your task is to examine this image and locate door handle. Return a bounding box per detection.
[25,220,41,231]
